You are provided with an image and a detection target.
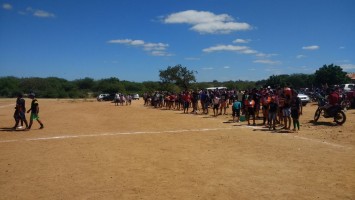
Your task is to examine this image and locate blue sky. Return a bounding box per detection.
[1,0,354,82]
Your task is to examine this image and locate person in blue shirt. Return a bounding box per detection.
[232,98,242,122]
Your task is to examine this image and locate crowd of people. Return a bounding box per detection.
[114,93,132,106]
[142,87,303,132]
[12,93,44,131]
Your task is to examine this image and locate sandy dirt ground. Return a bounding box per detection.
[0,98,354,200]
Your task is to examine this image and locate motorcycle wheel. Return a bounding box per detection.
[334,111,346,125]
[314,108,321,122]
[341,100,351,110]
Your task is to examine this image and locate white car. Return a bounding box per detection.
[297,93,310,106]
[132,94,140,100]
[97,93,109,101]
[340,83,355,92]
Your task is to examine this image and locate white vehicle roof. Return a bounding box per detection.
[206,87,227,90]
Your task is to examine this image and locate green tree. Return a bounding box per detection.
[73,77,95,91]
[159,64,197,90]
[96,77,125,94]
[314,64,350,87]
[0,76,21,97]
[287,74,314,89]
[121,81,143,94]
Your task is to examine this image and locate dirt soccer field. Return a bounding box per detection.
[0,98,354,200]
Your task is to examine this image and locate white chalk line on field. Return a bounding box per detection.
[0,128,234,143]
[293,135,347,148]
[0,127,349,149]
[0,103,15,108]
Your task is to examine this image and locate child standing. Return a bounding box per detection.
[232,98,242,122]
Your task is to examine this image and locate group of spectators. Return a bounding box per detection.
[143,87,303,131]
[114,93,132,106]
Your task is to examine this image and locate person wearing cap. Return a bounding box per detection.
[27,93,44,129]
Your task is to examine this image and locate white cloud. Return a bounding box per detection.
[253,59,281,65]
[203,44,259,56]
[2,3,12,10]
[185,57,200,61]
[297,55,306,59]
[163,10,252,34]
[339,46,345,49]
[341,64,355,70]
[302,45,319,50]
[233,39,250,43]
[223,66,230,69]
[256,53,278,58]
[151,51,172,56]
[107,39,171,56]
[33,10,55,18]
[241,49,258,54]
[203,45,248,53]
[20,7,55,18]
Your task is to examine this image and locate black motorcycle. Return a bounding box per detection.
[313,97,346,125]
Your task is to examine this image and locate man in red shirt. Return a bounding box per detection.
[324,88,340,113]
[328,89,340,106]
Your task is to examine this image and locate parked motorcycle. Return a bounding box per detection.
[341,91,355,110]
[314,97,346,125]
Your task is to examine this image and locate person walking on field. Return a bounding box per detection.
[27,93,44,129]
[13,93,29,129]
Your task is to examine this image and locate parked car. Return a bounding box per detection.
[102,93,116,101]
[297,93,310,106]
[132,94,140,100]
[340,83,355,92]
[97,94,109,101]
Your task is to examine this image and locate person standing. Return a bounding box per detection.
[27,93,44,129]
[182,91,191,114]
[191,90,199,114]
[212,94,220,117]
[245,95,256,126]
[232,98,242,122]
[282,94,292,130]
[200,90,207,114]
[291,91,302,131]
[261,93,270,126]
[219,91,228,115]
[13,93,28,129]
[268,97,278,130]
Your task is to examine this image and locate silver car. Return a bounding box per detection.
[297,93,310,106]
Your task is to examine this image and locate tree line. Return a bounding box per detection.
[0,64,351,98]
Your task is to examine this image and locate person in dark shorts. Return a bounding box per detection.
[212,95,220,117]
[27,93,44,129]
[291,91,302,131]
[268,97,278,130]
[13,93,28,129]
[232,98,242,122]
[245,95,256,125]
